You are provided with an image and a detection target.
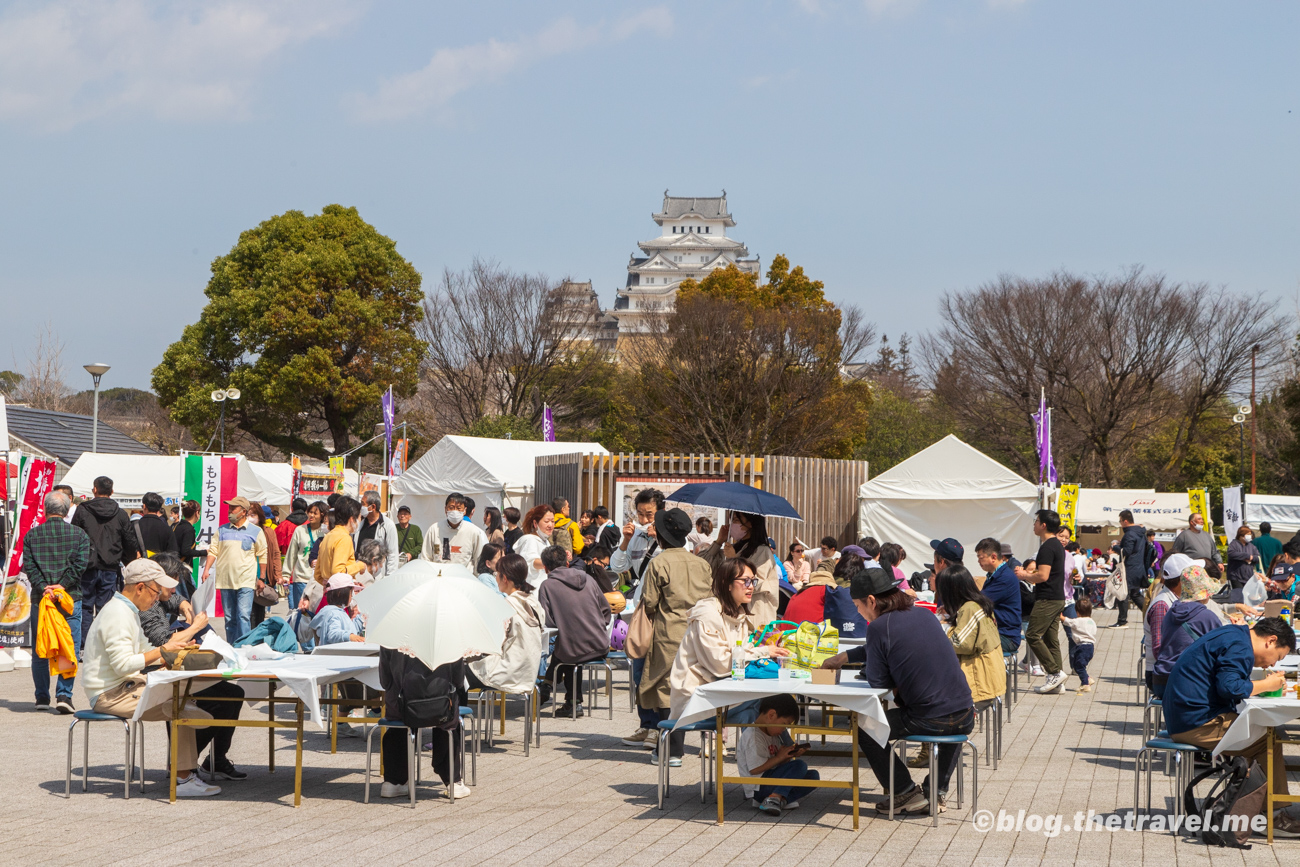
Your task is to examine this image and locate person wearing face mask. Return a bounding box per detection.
[313,496,366,586]
[352,490,399,578]
[420,492,485,571]
[1226,524,1262,590]
[611,489,665,583]
[1170,511,1222,568]
[702,511,780,628]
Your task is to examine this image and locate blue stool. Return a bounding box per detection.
[606,651,636,713]
[364,719,418,807]
[1133,736,1203,826]
[889,734,978,826]
[656,718,716,809]
[1142,697,1163,743]
[65,710,142,799]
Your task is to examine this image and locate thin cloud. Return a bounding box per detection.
[349,8,673,123]
[0,0,358,132]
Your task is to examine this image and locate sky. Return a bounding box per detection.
[2,0,1297,391]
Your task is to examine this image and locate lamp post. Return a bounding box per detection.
[210,387,241,453]
[1234,403,1252,489]
[83,363,110,453]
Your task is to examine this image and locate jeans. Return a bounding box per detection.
[1062,602,1078,656]
[858,706,975,799]
[756,758,820,802]
[220,588,254,644]
[193,681,245,763]
[286,582,306,612]
[631,656,660,730]
[1070,644,1095,686]
[79,568,119,646]
[32,598,81,703]
[999,633,1020,655]
[1025,599,1067,676]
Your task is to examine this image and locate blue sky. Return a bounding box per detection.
[2,0,1297,390]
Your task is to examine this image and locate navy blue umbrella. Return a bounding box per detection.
[667,481,802,521]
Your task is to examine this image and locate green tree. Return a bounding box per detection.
[0,370,22,397]
[856,385,955,474]
[153,205,424,457]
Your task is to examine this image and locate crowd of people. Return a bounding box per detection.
[16,478,1300,829]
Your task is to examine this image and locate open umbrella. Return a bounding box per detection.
[356,560,513,671]
[667,480,802,521]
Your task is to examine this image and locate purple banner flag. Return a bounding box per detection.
[543,405,555,442]
[1031,391,1057,487]
[381,386,395,464]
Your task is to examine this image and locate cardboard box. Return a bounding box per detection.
[809,668,840,685]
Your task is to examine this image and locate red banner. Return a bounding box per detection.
[6,458,57,577]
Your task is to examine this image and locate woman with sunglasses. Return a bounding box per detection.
[784,542,811,590]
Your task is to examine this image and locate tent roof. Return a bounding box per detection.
[857,435,1038,501]
[1245,494,1300,534]
[1073,488,1190,530]
[393,435,609,498]
[59,454,269,506]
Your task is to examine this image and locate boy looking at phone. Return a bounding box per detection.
[737,693,821,816]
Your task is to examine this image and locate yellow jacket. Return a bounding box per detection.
[947,601,1006,702]
[553,514,584,554]
[35,588,78,678]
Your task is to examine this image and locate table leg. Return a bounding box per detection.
[169,681,180,803]
[1268,728,1275,844]
[330,683,338,755]
[268,682,276,773]
[294,700,304,808]
[716,709,725,825]
[851,711,860,831]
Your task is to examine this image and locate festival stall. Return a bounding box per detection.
[59,453,270,510]
[856,435,1040,571]
[391,435,609,532]
[1245,494,1300,543]
[247,460,359,508]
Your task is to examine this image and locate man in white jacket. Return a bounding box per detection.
[352,491,400,578]
[421,492,485,571]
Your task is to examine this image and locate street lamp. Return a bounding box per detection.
[1234,403,1252,488]
[83,363,110,453]
[210,387,241,453]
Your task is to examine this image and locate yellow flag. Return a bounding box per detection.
[1187,489,1210,529]
[1057,484,1080,537]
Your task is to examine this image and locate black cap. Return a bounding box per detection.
[850,566,898,600]
[654,508,693,549]
[930,537,964,563]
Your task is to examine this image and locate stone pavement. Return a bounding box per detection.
[2,605,1297,867]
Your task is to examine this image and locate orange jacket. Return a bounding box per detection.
[35,588,78,678]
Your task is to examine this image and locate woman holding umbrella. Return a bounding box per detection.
[703,512,780,628]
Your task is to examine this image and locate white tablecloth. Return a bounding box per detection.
[1215,697,1300,755]
[311,642,381,656]
[134,656,381,730]
[674,677,892,745]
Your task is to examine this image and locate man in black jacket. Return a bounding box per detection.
[1115,509,1147,629]
[71,476,139,643]
[136,492,178,558]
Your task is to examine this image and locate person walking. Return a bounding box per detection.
[71,475,139,644]
[1115,510,1147,628]
[283,501,326,611]
[199,496,267,643]
[25,491,90,713]
[276,498,309,554]
[1016,509,1070,695]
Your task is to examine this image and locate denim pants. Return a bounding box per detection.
[32,598,82,703]
[286,582,306,612]
[857,706,975,799]
[631,656,660,729]
[220,588,254,644]
[756,758,820,802]
[79,568,119,645]
[1070,644,1095,685]
[1062,602,1078,656]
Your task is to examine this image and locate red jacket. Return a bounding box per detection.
[784,585,827,625]
[276,511,307,552]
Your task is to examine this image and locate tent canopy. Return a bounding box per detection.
[391,435,608,531]
[857,435,1040,571]
[1072,488,1190,531]
[247,461,359,506]
[59,454,269,510]
[1245,494,1300,534]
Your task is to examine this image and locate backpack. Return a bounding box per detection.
[1182,755,1267,848]
[822,585,868,638]
[231,616,300,653]
[395,657,459,730]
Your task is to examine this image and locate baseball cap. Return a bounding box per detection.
[123,558,178,589]
[930,538,964,563]
[850,566,899,600]
[325,573,359,591]
[224,496,252,511]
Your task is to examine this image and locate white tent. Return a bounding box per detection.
[247,461,359,507]
[1246,494,1300,535]
[1072,488,1191,531]
[60,454,270,510]
[857,435,1040,571]
[391,435,609,532]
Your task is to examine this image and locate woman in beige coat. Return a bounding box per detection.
[702,511,780,629]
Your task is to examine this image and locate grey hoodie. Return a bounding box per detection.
[537,566,612,664]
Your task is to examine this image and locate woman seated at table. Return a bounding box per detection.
[475,543,506,595]
[667,558,789,758]
[312,574,366,646]
[936,565,1006,713]
[469,554,547,695]
[820,565,974,816]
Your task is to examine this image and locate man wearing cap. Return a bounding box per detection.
[81,559,221,797]
[1150,565,1226,698]
[1144,553,1191,690]
[928,537,963,599]
[395,505,423,565]
[199,496,267,644]
[1016,509,1069,694]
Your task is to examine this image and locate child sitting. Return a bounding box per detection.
[736,693,821,816]
[1061,595,1098,693]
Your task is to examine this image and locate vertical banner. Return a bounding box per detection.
[1188,489,1211,533]
[543,405,555,442]
[1,456,55,648]
[328,456,345,493]
[1057,484,1080,539]
[184,455,237,597]
[381,386,395,468]
[389,439,409,476]
[1222,486,1243,544]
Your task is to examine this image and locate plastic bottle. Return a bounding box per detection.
[732,639,746,680]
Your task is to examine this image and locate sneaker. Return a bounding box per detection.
[199,758,248,781]
[55,699,74,715]
[34,700,50,711]
[649,750,682,767]
[380,782,409,799]
[907,745,932,769]
[1273,810,1300,838]
[898,788,936,814]
[874,786,918,812]
[449,781,472,799]
[175,775,221,798]
[758,794,786,816]
[1076,684,1092,694]
[1110,623,1128,630]
[1035,673,1065,694]
[1030,665,1045,677]
[556,702,584,718]
[622,727,652,746]
[644,730,660,751]
[785,799,800,810]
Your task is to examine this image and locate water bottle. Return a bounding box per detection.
[732,639,746,680]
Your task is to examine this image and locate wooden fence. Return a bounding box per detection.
[534,452,868,548]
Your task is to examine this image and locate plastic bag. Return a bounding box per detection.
[1243,574,1267,609]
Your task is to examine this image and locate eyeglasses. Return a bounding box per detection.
[793,548,805,554]
[733,578,757,588]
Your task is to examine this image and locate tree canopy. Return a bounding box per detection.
[153,205,424,457]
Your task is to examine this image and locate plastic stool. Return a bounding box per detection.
[65,710,143,799]
[889,734,978,826]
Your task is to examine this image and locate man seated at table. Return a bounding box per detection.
[1166,617,1298,834]
[81,558,222,797]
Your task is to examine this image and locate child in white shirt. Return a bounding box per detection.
[1060,595,1098,694]
[736,693,820,816]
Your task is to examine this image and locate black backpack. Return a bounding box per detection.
[395,657,458,730]
[1182,755,1267,848]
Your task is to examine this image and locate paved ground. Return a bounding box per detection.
[2,604,1297,867]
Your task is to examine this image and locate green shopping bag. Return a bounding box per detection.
[789,620,839,671]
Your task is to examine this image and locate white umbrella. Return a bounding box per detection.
[356,560,513,671]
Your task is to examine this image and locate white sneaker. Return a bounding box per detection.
[1030,665,1045,677]
[1034,673,1065,694]
[449,781,472,799]
[785,799,801,810]
[380,782,409,798]
[175,775,221,797]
